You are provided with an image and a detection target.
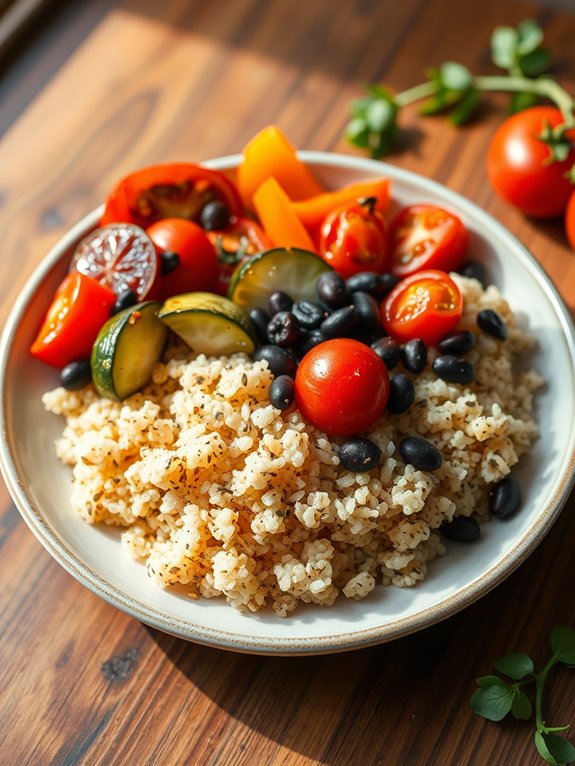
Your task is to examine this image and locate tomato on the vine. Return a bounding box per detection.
[100,163,243,228]
[382,269,463,346]
[389,205,467,278]
[30,272,116,368]
[319,197,388,279]
[487,106,575,219]
[147,218,219,299]
[294,338,390,436]
[566,191,575,251]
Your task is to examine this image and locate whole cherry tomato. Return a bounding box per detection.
[566,191,575,251]
[295,338,390,436]
[30,272,116,368]
[487,106,575,219]
[100,163,243,228]
[390,205,467,278]
[206,216,274,296]
[319,197,388,279]
[382,269,463,346]
[147,218,219,299]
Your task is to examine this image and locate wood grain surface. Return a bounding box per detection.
[1,0,575,764]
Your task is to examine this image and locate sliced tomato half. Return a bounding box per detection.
[100,163,243,228]
[70,224,159,300]
[207,216,274,296]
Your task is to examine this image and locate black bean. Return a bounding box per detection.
[338,438,381,472]
[200,200,230,230]
[316,271,348,307]
[386,374,415,414]
[350,291,381,333]
[269,291,294,315]
[440,516,480,542]
[399,436,442,471]
[432,355,475,384]
[346,271,398,299]
[249,307,271,343]
[297,329,326,357]
[402,339,427,374]
[269,375,295,411]
[320,305,358,338]
[477,309,508,340]
[371,337,401,370]
[267,311,301,347]
[60,359,92,390]
[437,330,476,356]
[159,250,180,276]
[459,260,488,286]
[489,476,521,520]
[253,345,297,377]
[292,300,327,330]
[111,288,138,314]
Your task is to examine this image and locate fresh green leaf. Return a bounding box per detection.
[440,62,473,92]
[510,91,539,114]
[535,731,560,765]
[419,90,462,116]
[365,83,395,102]
[491,25,519,70]
[511,689,532,720]
[520,48,551,77]
[538,732,575,765]
[516,19,544,56]
[365,98,395,133]
[551,626,575,666]
[470,685,514,722]
[345,118,370,148]
[493,653,534,680]
[476,675,508,689]
[349,97,371,118]
[450,87,480,126]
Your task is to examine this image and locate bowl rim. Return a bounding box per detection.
[2,150,575,655]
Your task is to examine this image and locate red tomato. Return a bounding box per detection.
[566,191,575,250]
[319,197,389,279]
[147,218,219,299]
[382,269,463,346]
[295,339,390,436]
[30,273,116,368]
[487,106,575,219]
[390,205,467,278]
[70,224,159,301]
[100,163,243,228]
[207,216,274,295]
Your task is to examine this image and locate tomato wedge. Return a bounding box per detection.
[390,205,467,278]
[100,163,243,228]
[382,269,463,346]
[30,272,116,368]
[206,216,274,295]
[70,224,159,300]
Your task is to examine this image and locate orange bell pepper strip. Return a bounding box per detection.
[291,178,390,239]
[253,177,317,252]
[237,125,325,211]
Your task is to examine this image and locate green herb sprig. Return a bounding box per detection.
[346,19,575,163]
[470,626,575,765]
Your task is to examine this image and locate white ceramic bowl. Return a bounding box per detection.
[2,152,575,655]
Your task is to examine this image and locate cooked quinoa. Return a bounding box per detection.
[43,276,543,615]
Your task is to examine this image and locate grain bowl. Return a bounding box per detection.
[2,152,575,653]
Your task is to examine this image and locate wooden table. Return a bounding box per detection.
[1,0,575,763]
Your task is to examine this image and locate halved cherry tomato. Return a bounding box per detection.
[206,216,274,296]
[295,338,390,436]
[30,272,116,368]
[147,218,219,299]
[382,269,463,346]
[100,163,243,228]
[70,224,159,300]
[487,106,575,219]
[319,197,388,279]
[390,205,467,278]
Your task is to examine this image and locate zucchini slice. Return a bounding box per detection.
[91,301,168,400]
[158,292,256,355]
[227,247,332,311]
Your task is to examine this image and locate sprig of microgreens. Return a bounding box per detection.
[346,19,575,163]
[470,626,575,765]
